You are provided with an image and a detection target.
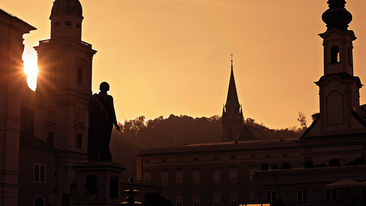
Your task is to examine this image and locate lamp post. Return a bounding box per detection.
[121,177,143,206]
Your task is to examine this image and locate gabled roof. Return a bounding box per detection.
[0,9,36,32]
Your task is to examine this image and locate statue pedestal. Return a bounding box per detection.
[75,161,125,206]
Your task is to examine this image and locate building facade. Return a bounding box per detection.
[136,1,366,206]
[0,9,35,206]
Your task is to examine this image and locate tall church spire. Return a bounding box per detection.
[222,57,255,141]
[225,57,240,108]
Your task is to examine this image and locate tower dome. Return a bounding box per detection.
[50,0,83,19]
[322,0,352,31]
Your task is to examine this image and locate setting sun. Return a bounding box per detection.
[22,50,38,91]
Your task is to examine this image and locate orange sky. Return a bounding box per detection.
[2,0,366,129]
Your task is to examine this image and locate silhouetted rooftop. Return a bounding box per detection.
[50,0,83,19]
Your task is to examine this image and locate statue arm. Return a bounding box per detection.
[109,96,119,128]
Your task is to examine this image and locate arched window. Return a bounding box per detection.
[77,68,82,84]
[331,45,340,63]
[34,196,45,206]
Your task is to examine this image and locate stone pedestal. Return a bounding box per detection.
[75,161,125,206]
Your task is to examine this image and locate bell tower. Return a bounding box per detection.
[302,0,366,138]
[317,0,364,133]
[321,0,355,76]
[34,0,96,153]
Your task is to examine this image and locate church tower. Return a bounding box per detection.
[303,0,366,138]
[34,0,96,153]
[222,59,255,141]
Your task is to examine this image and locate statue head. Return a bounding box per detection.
[99,82,110,93]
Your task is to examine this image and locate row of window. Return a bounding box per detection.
[266,189,337,203]
[54,21,81,28]
[174,194,238,206]
[144,168,238,185]
[32,193,71,206]
[149,153,296,164]
[266,190,307,203]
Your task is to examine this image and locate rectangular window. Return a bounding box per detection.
[229,167,238,184]
[176,170,183,185]
[298,189,308,202]
[47,133,54,147]
[176,195,183,206]
[266,191,276,203]
[327,189,336,201]
[34,164,46,183]
[213,194,221,206]
[76,133,82,149]
[62,193,71,206]
[229,194,238,206]
[161,170,169,186]
[192,195,200,206]
[213,169,221,184]
[143,171,152,183]
[193,169,200,185]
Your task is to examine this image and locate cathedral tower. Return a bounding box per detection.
[33,0,96,203]
[222,59,255,141]
[34,0,96,153]
[303,0,366,138]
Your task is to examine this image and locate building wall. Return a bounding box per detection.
[0,10,35,206]
[137,140,306,206]
[137,135,366,206]
[19,148,57,206]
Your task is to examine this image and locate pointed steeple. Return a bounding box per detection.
[222,56,254,142]
[225,57,240,108]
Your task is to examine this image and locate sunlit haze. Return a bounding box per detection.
[22,47,38,91]
[4,0,366,128]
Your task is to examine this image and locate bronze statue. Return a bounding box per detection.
[88,82,120,161]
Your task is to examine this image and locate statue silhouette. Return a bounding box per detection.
[88,82,120,161]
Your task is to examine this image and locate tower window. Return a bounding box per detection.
[47,133,54,147]
[65,21,72,26]
[77,68,82,85]
[34,164,46,183]
[331,45,340,63]
[76,133,82,149]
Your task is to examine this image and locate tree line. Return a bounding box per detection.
[110,114,307,178]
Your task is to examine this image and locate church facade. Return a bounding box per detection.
[136,1,366,206]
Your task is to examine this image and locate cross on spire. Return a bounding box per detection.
[230,53,234,68]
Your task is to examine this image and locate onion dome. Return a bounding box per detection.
[322,0,352,31]
[50,0,83,19]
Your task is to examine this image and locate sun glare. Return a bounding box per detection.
[23,51,38,91]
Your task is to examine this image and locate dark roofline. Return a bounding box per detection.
[0,9,36,31]
[298,114,320,142]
